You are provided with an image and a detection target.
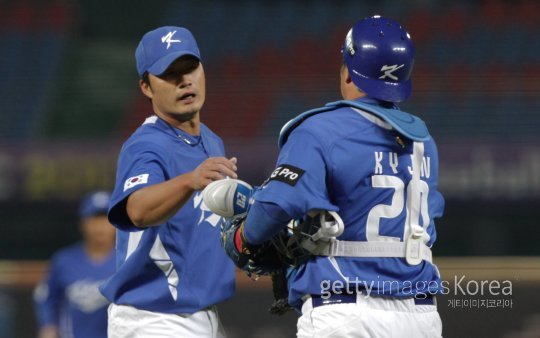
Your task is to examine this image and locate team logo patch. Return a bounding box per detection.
[268,164,305,186]
[124,174,149,192]
[161,30,181,49]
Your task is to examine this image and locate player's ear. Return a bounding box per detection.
[340,64,355,99]
[139,79,153,99]
[340,63,353,84]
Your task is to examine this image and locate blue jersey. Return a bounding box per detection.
[100,116,235,314]
[34,243,115,338]
[251,97,445,309]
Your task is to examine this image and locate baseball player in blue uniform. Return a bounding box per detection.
[99,26,237,338]
[208,16,445,337]
[34,191,115,338]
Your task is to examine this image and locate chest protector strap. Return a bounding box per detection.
[296,211,433,265]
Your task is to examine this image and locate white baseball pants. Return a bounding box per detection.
[297,295,442,338]
[108,303,226,338]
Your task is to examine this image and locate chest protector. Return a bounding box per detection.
[278,100,430,148]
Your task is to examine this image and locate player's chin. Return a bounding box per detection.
[177,98,202,111]
[172,110,199,122]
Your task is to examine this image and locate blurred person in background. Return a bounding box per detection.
[34,191,115,338]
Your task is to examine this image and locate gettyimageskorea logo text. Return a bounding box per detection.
[320,275,513,310]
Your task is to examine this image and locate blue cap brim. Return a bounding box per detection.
[79,191,111,219]
[146,51,201,76]
[349,70,411,102]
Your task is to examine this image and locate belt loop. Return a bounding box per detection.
[414,294,436,306]
[302,295,313,314]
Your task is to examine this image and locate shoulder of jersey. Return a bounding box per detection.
[124,122,171,147]
[200,123,222,142]
[53,243,85,262]
[291,104,367,137]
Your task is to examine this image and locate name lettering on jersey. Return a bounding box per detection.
[389,152,399,174]
[374,152,383,174]
[407,155,431,178]
[373,152,431,178]
[268,164,305,186]
[124,173,149,192]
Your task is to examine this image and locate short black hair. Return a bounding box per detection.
[141,71,150,86]
[141,71,152,102]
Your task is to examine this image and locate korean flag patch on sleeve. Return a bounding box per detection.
[267,164,305,186]
[124,174,149,192]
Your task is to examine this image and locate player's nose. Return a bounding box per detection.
[177,74,192,88]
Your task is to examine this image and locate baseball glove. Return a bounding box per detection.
[220,216,285,278]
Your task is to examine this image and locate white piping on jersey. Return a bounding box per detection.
[59,308,74,338]
[149,235,179,301]
[407,142,424,237]
[142,115,158,125]
[403,141,428,266]
[351,107,393,130]
[126,231,144,260]
[145,114,202,146]
[327,256,348,281]
[194,192,222,227]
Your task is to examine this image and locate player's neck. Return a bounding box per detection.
[176,117,200,136]
[158,112,201,136]
[85,242,113,262]
[342,89,367,101]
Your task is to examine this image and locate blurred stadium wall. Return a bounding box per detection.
[0,0,539,337]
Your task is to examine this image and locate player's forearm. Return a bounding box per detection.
[244,201,291,245]
[127,173,196,227]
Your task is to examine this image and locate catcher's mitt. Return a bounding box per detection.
[220,216,285,278]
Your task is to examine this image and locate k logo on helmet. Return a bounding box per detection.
[379,64,405,81]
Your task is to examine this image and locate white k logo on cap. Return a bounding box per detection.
[161,30,181,49]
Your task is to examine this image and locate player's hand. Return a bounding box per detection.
[189,157,238,190]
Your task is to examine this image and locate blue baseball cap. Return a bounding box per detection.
[79,191,111,219]
[135,26,201,77]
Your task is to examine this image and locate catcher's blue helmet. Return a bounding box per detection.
[342,15,415,102]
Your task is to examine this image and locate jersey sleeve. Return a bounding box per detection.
[108,140,168,230]
[33,256,64,328]
[254,128,338,219]
[243,201,291,245]
[425,139,445,246]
